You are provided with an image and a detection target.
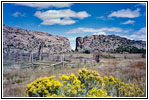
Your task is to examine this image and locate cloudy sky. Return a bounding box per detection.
[3,2,146,50]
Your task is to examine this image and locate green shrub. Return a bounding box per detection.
[82,47,92,54]
[116,46,146,53]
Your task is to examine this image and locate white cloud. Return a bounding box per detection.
[96,16,106,20]
[15,3,73,9]
[34,9,91,25]
[12,12,25,17]
[70,43,76,50]
[67,37,76,50]
[132,27,146,41]
[108,8,140,18]
[67,27,97,33]
[12,12,20,17]
[66,27,123,34]
[96,16,114,20]
[135,27,146,34]
[121,20,135,24]
[123,29,133,33]
[122,27,146,41]
[92,32,106,35]
[114,34,129,39]
[129,34,146,41]
[68,37,76,41]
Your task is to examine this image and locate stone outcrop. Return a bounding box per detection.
[3,25,72,54]
[76,35,146,53]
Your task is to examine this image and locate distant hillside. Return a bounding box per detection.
[3,25,71,54]
[76,35,146,53]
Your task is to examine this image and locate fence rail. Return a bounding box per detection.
[3,52,144,70]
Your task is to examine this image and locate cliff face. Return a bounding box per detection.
[76,35,146,53]
[3,25,146,54]
[3,25,71,54]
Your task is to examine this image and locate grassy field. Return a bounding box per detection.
[3,53,146,97]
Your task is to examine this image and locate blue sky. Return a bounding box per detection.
[3,2,146,50]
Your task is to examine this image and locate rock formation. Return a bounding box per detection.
[3,25,72,54]
[76,35,146,53]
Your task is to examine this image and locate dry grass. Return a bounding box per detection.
[3,53,146,97]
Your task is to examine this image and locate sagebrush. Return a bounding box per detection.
[25,68,144,97]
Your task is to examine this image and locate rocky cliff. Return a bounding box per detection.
[3,25,72,54]
[76,35,146,53]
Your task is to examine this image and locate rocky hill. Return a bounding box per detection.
[3,25,71,54]
[76,35,146,53]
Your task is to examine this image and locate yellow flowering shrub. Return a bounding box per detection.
[25,68,144,97]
